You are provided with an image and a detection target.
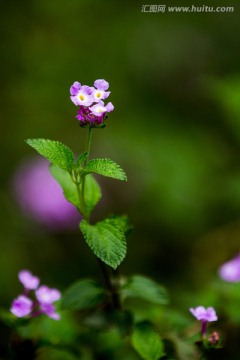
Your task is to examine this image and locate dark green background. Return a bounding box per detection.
[1,0,240,316]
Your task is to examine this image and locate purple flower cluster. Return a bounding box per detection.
[70,79,114,126]
[10,270,61,320]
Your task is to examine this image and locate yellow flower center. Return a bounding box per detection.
[79,94,85,101]
[96,92,101,98]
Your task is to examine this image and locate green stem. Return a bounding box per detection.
[97,259,122,310]
[76,180,87,219]
[80,126,92,222]
[78,125,121,310]
[85,126,92,164]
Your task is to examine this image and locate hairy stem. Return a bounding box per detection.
[76,180,87,220]
[97,259,122,310]
[85,126,92,164]
[80,126,92,222]
[78,126,121,310]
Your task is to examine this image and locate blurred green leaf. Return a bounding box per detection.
[210,77,240,136]
[50,165,80,208]
[17,312,78,345]
[84,158,127,181]
[50,166,101,216]
[61,279,105,310]
[26,139,74,173]
[84,174,102,217]
[121,275,169,305]
[80,219,126,269]
[131,321,165,360]
[0,308,29,328]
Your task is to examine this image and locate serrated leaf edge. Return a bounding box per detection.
[80,220,127,269]
[26,138,74,173]
[84,158,127,181]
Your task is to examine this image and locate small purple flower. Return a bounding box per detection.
[190,306,218,338]
[18,270,40,290]
[190,306,218,322]
[219,255,240,282]
[91,79,110,102]
[70,81,81,96]
[10,270,61,321]
[90,100,114,117]
[36,285,61,304]
[76,106,101,125]
[40,303,60,320]
[70,85,94,107]
[10,295,33,318]
[94,79,109,91]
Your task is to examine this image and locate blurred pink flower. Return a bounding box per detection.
[190,306,218,322]
[18,270,40,290]
[13,157,80,230]
[10,295,33,318]
[219,254,240,282]
[36,285,61,304]
[189,306,218,338]
[11,270,61,320]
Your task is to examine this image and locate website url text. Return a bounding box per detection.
[141,5,235,13]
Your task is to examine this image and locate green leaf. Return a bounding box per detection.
[132,321,165,360]
[77,152,88,167]
[61,279,105,310]
[84,174,102,216]
[84,158,127,181]
[26,138,74,173]
[17,312,78,345]
[80,219,127,269]
[121,275,169,305]
[50,167,101,216]
[0,308,29,328]
[109,215,133,236]
[50,165,80,208]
